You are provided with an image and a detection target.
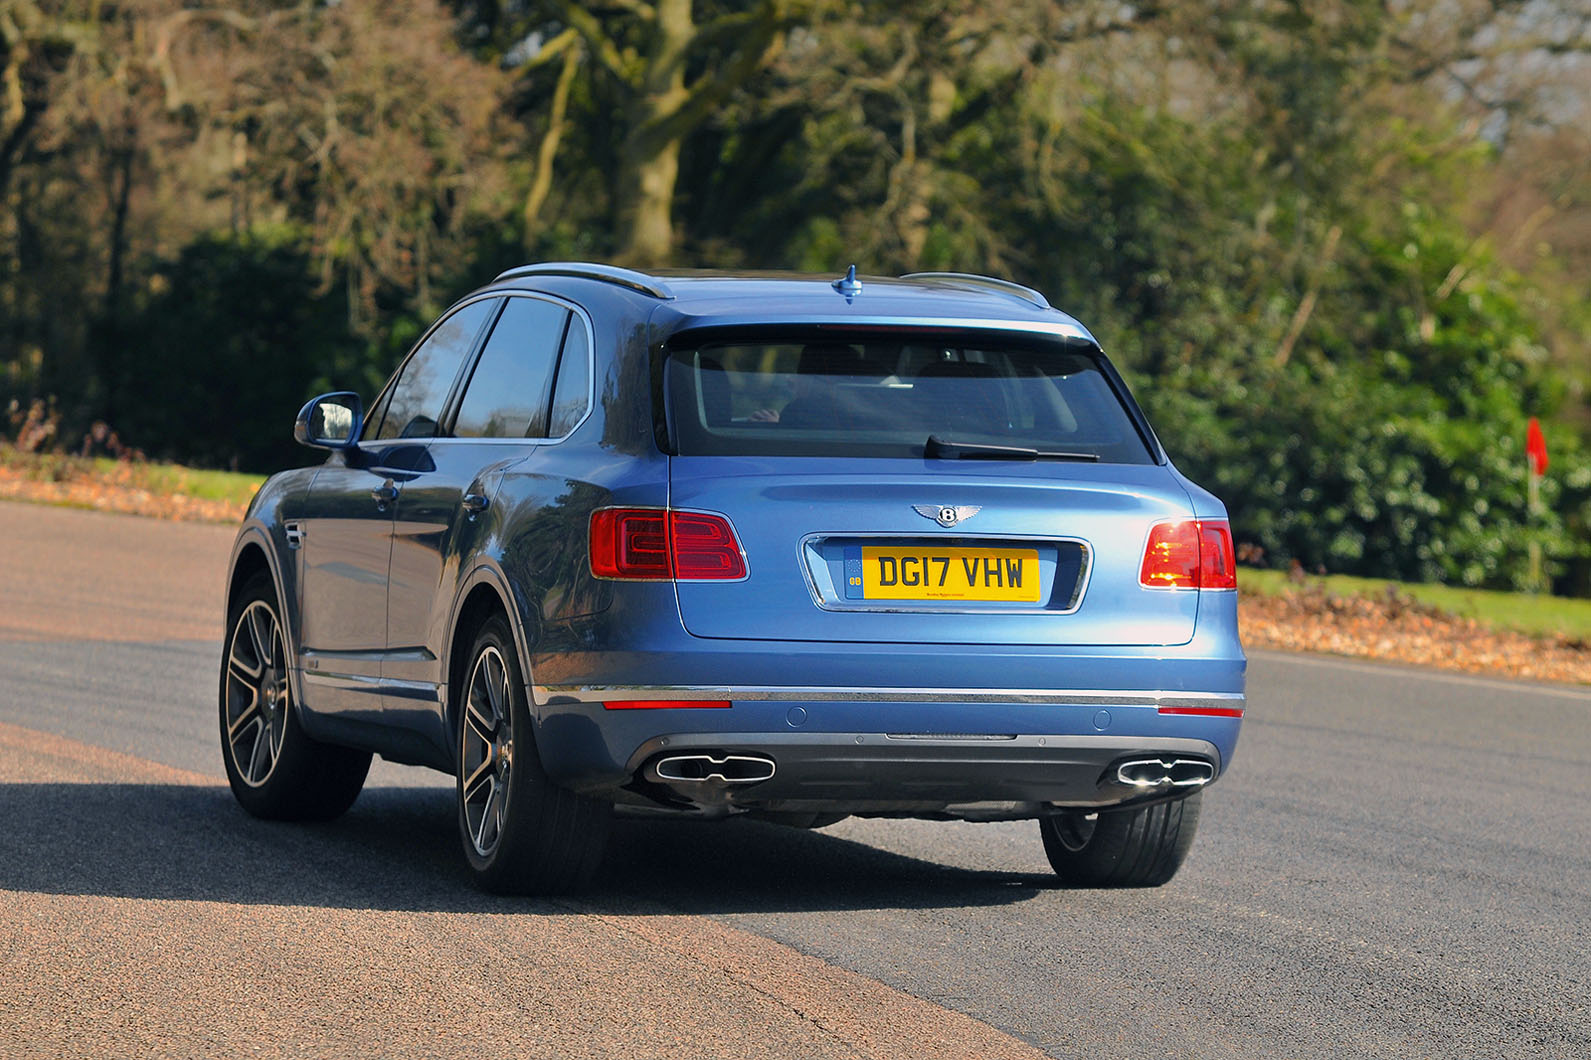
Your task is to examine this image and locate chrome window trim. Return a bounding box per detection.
[795,531,1094,616]
[446,290,597,445]
[532,685,1245,708]
[355,290,597,451]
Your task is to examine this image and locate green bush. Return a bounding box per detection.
[112,229,362,471]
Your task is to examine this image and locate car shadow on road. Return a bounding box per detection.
[0,782,1053,915]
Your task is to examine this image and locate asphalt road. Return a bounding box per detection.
[1,500,1588,1058]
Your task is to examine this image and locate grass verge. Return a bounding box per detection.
[0,446,263,521]
[82,456,265,507]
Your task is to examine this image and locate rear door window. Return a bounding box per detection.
[452,296,571,438]
[547,320,591,438]
[665,333,1154,464]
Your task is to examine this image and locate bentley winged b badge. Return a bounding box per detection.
[914,504,981,528]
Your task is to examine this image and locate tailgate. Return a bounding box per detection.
[670,456,1198,646]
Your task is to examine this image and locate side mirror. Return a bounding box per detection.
[295,392,364,450]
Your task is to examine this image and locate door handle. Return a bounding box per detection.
[462,493,490,515]
[371,482,399,505]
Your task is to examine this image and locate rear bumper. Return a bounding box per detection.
[524,598,1244,815]
[528,683,1244,816]
[620,729,1223,819]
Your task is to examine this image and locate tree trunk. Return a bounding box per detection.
[613,0,691,267]
[615,132,682,267]
[99,124,136,423]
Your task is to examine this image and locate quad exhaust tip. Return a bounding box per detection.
[651,753,777,785]
[1115,757,1214,791]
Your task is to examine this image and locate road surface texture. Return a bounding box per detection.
[1,499,1587,1058]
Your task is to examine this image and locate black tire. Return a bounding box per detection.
[753,812,850,830]
[219,572,371,821]
[1039,793,1202,888]
[455,615,610,894]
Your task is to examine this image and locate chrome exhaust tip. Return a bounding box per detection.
[650,753,777,785]
[1115,757,1214,791]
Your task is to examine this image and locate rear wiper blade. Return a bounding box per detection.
[925,435,1100,462]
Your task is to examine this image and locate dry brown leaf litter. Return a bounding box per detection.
[1240,583,1589,687]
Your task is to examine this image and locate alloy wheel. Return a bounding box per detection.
[460,645,513,857]
[224,600,290,787]
[1051,812,1099,853]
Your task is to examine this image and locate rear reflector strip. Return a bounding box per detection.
[603,699,732,710]
[1157,705,1245,718]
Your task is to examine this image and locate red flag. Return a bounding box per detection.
[1526,417,1549,476]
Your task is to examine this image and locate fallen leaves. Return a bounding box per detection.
[1240,582,1589,687]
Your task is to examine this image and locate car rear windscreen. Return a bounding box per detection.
[664,333,1155,463]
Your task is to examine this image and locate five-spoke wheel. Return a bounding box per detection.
[219,572,371,820]
[455,615,610,894]
[460,644,514,858]
[224,599,290,787]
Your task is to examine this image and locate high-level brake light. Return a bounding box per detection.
[1139,519,1237,590]
[589,508,747,581]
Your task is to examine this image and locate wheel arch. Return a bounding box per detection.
[444,565,537,743]
[224,526,309,708]
[227,541,274,616]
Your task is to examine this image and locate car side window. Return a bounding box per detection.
[547,316,591,438]
[453,296,571,439]
[370,298,499,441]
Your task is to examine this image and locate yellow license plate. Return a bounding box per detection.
[860,546,1041,602]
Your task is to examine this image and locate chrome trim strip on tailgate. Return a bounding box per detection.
[532,685,1245,708]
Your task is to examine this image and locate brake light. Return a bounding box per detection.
[590,509,670,579]
[670,512,747,579]
[1140,519,1237,590]
[589,508,746,581]
[1198,521,1237,589]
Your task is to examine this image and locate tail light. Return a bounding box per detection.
[590,508,747,581]
[589,509,670,579]
[670,512,747,579]
[1140,519,1237,590]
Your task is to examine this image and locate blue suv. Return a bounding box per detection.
[220,263,1246,893]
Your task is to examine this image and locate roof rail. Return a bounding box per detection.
[900,272,1051,310]
[493,261,675,300]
